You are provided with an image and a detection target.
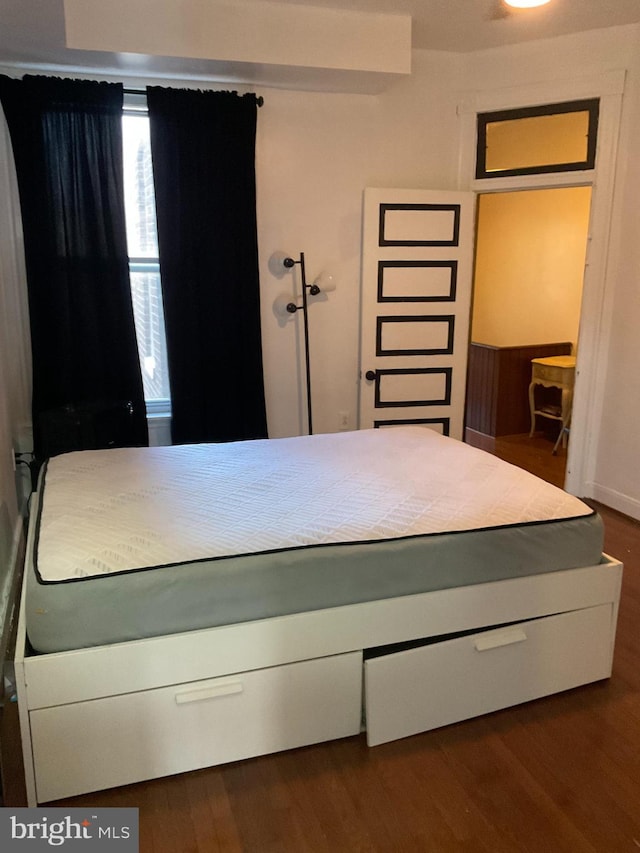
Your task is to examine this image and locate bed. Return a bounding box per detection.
[15,427,622,805]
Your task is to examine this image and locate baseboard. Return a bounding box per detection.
[464,428,496,452]
[588,483,640,522]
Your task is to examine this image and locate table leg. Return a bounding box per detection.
[528,381,537,437]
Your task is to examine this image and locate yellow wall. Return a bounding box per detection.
[471,186,591,349]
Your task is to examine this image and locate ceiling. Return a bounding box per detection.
[0,0,639,80]
[270,0,640,52]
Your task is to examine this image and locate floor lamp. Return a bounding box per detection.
[271,251,336,435]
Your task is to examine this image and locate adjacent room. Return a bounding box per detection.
[466,184,591,484]
[0,1,639,850]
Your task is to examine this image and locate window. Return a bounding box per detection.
[476,99,599,180]
[122,98,171,415]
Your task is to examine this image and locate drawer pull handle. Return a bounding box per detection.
[474,628,527,652]
[175,681,244,705]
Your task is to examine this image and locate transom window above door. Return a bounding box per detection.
[476,98,599,179]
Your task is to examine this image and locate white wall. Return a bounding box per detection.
[591,26,640,518]
[256,50,464,437]
[460,24,637,91]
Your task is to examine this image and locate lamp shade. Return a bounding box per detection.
[313,271,336,293]
[274,293,296,317]
[268,251,294,278]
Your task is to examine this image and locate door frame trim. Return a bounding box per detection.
[456,71,626,497]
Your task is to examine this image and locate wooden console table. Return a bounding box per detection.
[529,355,576,453]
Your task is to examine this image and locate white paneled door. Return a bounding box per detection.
[359,188,476,439]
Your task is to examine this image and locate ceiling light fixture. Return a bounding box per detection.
[504,0,551,7]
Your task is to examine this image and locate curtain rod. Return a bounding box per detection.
[123,86,263,106]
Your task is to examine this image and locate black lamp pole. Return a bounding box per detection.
[284,252,314,435]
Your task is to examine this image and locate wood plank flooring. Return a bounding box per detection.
[42,436,640,850]
[493,432,568,488]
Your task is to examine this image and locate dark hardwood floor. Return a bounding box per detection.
[492,431,568,488]
[47,436,640,850]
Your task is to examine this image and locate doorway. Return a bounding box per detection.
[465,185,592,485]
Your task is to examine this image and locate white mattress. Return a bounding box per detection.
[27,428,603,653]
[35,427,592,582]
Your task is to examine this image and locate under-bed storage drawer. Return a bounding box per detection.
[31,651,363,803]
[364,604,614,746]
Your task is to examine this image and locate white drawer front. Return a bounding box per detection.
[364,605,614,746]
[31,651,362,803]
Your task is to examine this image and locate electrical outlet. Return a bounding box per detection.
[339,411,350,431]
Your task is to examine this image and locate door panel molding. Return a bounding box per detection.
[375,367,453,408]
[376,315,455,357]
[374,417,450,435]
[377,260,458,303]
[379,203,461,246]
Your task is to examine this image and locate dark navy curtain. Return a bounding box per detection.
[146,86,267,445]
[0,75,148,458]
